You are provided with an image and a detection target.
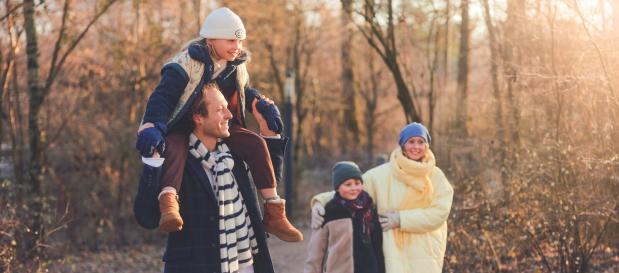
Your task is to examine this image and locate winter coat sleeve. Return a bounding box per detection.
[399,168,454,233]
[142,63,189,124]
[304,225,329,273]
[310,191,335,207]
[362,171,378,200]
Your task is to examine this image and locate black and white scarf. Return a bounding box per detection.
[189,134,258,273]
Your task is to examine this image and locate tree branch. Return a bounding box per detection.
[0,2,24,22]
[47,0,71,93]
[568,0,617,104]
[45,0,119,91]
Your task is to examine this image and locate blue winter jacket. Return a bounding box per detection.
[142,43,260,131]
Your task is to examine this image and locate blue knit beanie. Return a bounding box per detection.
[398,122,431,146]
[331,161,363,190]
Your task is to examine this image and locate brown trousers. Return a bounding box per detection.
[160,123,277,191]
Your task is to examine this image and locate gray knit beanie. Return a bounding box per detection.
[200,7,246,40]
[331,161,363,190]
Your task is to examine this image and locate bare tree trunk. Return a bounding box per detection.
[426,12,443,133]
[22,0,46,260]
[358,0,421,123]
[362,48,379,166]
[481,0,506,177]
[443,0,451,85]
[3,2,26,186]
[22,0,118,258]
[339,0,360,153]
[454,0,469,136]
[503,0,525,167]
[288,8,315,163]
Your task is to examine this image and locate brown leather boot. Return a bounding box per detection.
[159,192,183,233]
[263,200,303,242]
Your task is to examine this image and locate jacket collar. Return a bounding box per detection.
[187,43,248,66]
[188,43,248,81]
[186,155,218,204]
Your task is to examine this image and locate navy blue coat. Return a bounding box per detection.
[134,137,287,273]
[142,43,261,131]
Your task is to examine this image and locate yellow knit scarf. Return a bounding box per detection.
[388,146,435,249]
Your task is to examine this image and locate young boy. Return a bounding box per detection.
[304,162,385,273]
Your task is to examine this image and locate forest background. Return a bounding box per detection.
[0,0,617,272]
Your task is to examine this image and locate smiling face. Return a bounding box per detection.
[192,87,233,145]
[207,39,243,61]
[336,178,364,201]
[401,136,428,161]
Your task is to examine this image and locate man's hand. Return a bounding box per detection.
[247,88,284,133]
[252,99,278,137]
[379,211,400,231]
[136,122,166,157]
[311,202,325,229]
[253,99,284,134]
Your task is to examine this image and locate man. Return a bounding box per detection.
[135,84,281,273]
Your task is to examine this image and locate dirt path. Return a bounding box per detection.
[266,227,311,272]
[44,228,312,273]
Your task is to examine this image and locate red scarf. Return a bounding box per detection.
[334,191,375,241]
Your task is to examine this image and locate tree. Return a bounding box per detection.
[339,0,360,152]
[454,0,469,136]
[22,0,118,258]
[356,0,422,123]
[481,0,506,176]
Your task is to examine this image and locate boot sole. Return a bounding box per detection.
[265,226,303,242]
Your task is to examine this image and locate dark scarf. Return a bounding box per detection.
[334,191,375,242]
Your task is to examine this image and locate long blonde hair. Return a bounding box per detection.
[179,37,249,92]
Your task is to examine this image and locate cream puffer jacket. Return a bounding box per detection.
[312,148,453,273]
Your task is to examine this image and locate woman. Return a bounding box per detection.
[135,7,302,241]
[310,123,453,273]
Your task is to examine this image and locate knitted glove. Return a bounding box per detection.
[379,211,400,231]
[311,202,325,229]
[136,122,167,157]
[256,100,283,134]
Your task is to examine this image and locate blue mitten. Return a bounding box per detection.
[136,122,167,157]
[246,88,260,113]
[256,100,284,134]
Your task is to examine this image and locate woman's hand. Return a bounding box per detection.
[379,211,401,231]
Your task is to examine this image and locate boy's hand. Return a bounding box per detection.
[136,122,167,157]
[252,99,281,136]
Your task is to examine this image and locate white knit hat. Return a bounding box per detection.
[199,7,246,40]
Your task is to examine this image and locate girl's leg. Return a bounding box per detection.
[158,130,189,233]
[224,124,303,242]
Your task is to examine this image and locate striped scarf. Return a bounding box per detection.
[189,134,258,273]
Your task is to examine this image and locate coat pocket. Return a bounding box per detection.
[133,164,162,229]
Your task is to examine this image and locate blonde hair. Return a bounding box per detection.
[180,37,206,53]
[179,37,250,92]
